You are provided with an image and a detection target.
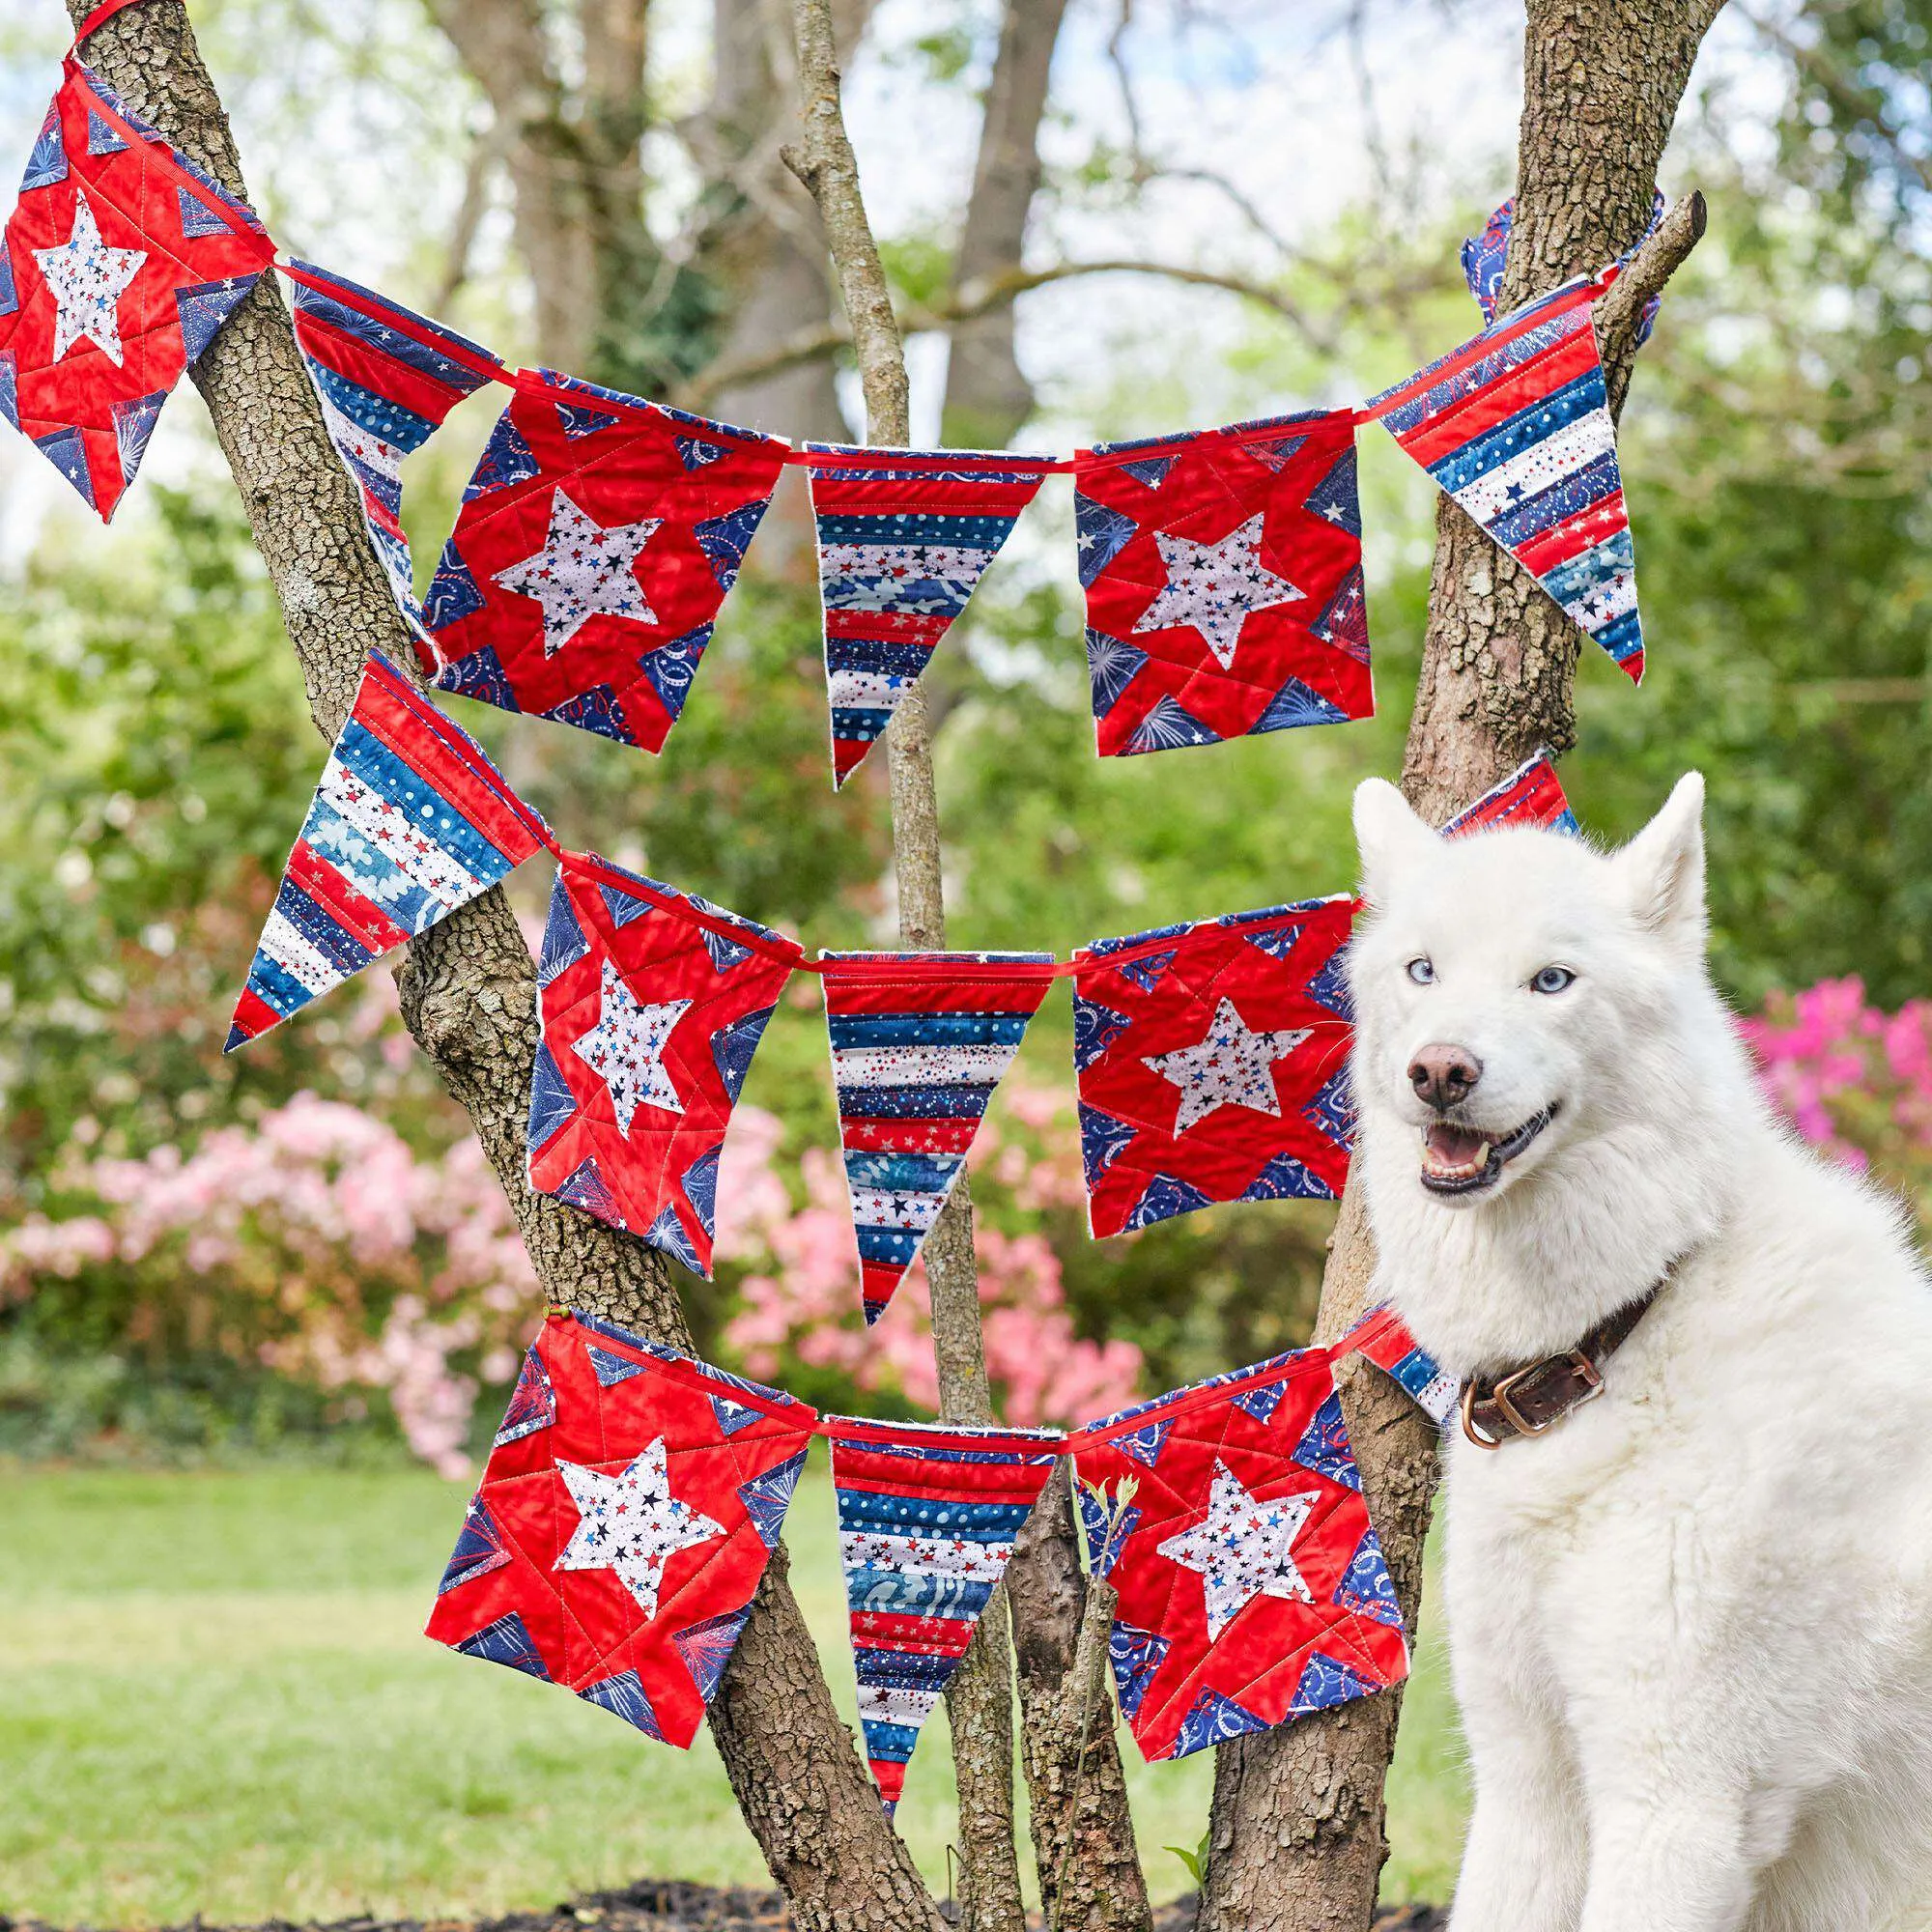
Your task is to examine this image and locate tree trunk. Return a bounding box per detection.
[1200,6,1722,1928]
[69,7,943,1927]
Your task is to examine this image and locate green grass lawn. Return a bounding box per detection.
[0,1463,1467,1925]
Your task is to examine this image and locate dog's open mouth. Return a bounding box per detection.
[1419,1104,1556,1197]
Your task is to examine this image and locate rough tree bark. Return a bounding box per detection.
[67,6,945,1928]
[1200,6,1722,1929]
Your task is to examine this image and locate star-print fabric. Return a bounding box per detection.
[1074,412,1372,757]
[1364,274,1645,683]
[1462,194,1663,348]
[284,260,503,629]
[1339,1305,1460,1426]
[822,952,1059,1326]
[1072,896,1356,1238]
[803,445,1052,786]
[426,1307,817,1748]
[1066,1348,1407,1763]
[825,1415,1063,1811]
[1441,749,1579,838]
[420,367,788,752]
[227,651,550,1049]
[0,59,276,519]
[526,851,803,1277]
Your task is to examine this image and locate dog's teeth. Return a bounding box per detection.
[1476,1143,1492,1163]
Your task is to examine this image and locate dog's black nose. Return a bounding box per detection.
[1408,1044,1483,1110]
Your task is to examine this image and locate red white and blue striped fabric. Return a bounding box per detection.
[1339,1306,1460,1426]
[825,1414,1063,1810]
[821,952,1058,1325]
[805,446,1052,787]
[1442,750,1580,838]
[226,651,549,1049]
[1365,274,1644,683]
[284,261,503,630]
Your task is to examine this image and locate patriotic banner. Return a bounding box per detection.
[420,368,789,753]
[427,1308,816,1747]
[1339,1305,1460,1426]
[1067,1349,1407,1763]
[1076,412,1373,756]
[1073,897,1356,1238]
[806,445,1052,787]
[285,260,503,629]
[526,852,803,1277]
[0,59,275,519]
[825,1415,1062,1810]
[1442,749,1579,838]
[1365,275,1644,683]
[822,952,1058,1325]
[1463,194,1664,347]
[227,651,550,1049]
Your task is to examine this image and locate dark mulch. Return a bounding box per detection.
[0,1882,1444,1932]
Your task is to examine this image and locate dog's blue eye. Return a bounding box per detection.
[1531,966,1576,994]
[1406,958,1435,985]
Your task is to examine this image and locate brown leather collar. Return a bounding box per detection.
[1459,1288,1662,1449]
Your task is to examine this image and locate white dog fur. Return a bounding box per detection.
[1346,772,1932,1932]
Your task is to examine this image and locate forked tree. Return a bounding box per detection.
[64,0,1717,1926]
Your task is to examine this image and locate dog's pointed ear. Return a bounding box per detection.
[1353,779,1439,905]
[1616,772,1707,952]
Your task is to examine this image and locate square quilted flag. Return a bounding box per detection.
[1441,749,1579,837]
[427,1307,817,1748]
[0,59,276,520]
[823,952,1058,1325]
[526,852,802,1277]
[420,368,789,752]
[1365,275,1644,682]
[825,1415,1063,1811]
[1067,1349,1407,1763]
[1075,412,1372,756]
[228,651,550,1049]
[285,260,504,629]
[804,445,1052,786]
[1073,896,1356,1237]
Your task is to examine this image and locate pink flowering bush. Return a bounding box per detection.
[717,1081,1143,1427]
[1740,978,1932,1234]
[0,1092,539,1474]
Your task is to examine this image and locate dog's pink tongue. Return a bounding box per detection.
[1425,1124,1489,1166]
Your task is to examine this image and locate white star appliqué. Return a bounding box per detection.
[571,957,690,1135]
[1144,996,1309,1133]
[1157,1460,1319,1638]
[1131,513,1304,668]
[33,193,146,367]
[494,487,661,656]
[554,1439,724,1619]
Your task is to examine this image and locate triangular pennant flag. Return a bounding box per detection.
[428,1308,817,1748]
[1067,1349,1406,1763]
[284,261,504,632]
[1365,275,1645,682]
[0,60,275,520]
[821,951,1057,1324]
[1463,192,1665,347]
[825,1415,1062,1812]
[422,369,787,753]
[806,445,1052,787]
[526,853,801,1277]
[1340,1305,1462,1427]
[1072,898,1356,1236]
[226,652,550,1049]
[1441,749,1580,838]
[1075,412,1372,756]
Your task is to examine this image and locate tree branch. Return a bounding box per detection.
[1597,188,1708,415]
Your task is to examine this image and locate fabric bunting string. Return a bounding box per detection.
[427,1307,816,1747]
[227,650,550,1049]
[825,1414,1062,1808]
[0,57,276,519]
[1076,411,1372,756]
[807,444,1053,786]
[526,851,803,1278]
[1066,1348,1410,1763]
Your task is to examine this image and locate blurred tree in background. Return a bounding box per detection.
[0,0,1926,1465]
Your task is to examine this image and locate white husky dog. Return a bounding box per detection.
[1346,772,1932,1932]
